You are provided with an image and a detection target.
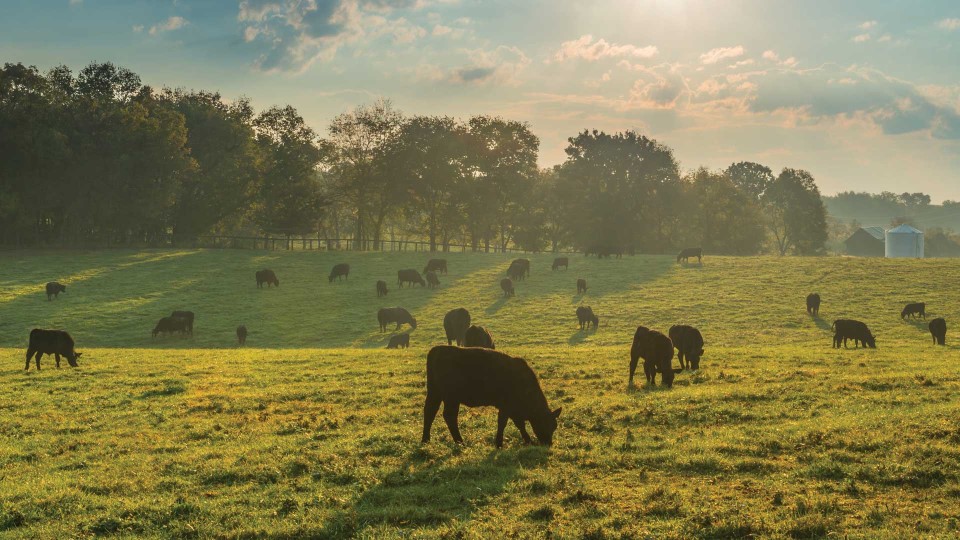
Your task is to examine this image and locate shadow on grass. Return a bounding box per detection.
[568,326,597,345]
[484,297,509,315]
[812,316,833,332]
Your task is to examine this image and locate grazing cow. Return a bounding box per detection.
[424,258,448,275]
[376,280,388,297]
[586,246,622,259]
[506,261,526,281]
[236,325,248,345]
[153,316,188,338]
[806,293,821,316]
[45,282,66,301]
[577,278,588,294]
[170,310,195,335]
[552,257,569,271]
[386,333,410,349]
[901,302,926,320]
[832,319,876,349]
[929,317,947,346]
[378,307,417,332]
[329,263,350,283]
[512,258,531,277]
[426,271,441,289]
[576,306,599,330]
[629,326,682,387]
[421,345,561,448]
[443,308,471,346]
[668,325,704,370]
[25,329,82,370]
[676,247,703,264]
[397,269,426,288]
[464,325,496,349]
[256,269,279,288]
[500,278,515,298]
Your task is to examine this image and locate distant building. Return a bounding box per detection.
[885,224,924,258]
[844,227,885,257]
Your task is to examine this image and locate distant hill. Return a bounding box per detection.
[824,192,960,231]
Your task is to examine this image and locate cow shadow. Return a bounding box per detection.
[570,292,585,304]
[678,261,704,269]
[484,297,509,315]
[901,317,930,332]
[812,316,832,332]
[568,326,596,345]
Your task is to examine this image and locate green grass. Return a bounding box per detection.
[1,250,959,538]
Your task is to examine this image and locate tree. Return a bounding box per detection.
[725,161,774,200]
[684,168,765,255]
[763,168,828,255]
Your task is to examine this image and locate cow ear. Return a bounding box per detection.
[552,407,562,418]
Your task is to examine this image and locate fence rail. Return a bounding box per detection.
[192,235,578,255]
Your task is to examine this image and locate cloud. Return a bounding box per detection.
[699,46,744,65]
[69,0,82,5]
[762,50,779,62]
[416,46,531,85]
[132,24,144,33]
[149,16,188,35]
[859,20,877,30]
[762,50,797,67]
[852,33,871,43]
[553,34,658,62]
[939,18,960,31]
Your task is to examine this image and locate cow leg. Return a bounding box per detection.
[35,352,43,370]
[55,354,61,368]
[628,355,640,386]
[677,351,686,369]
[512,417,533,445]
[495,409,509,448]
[442,402,463,444]
[25,349,34,370]
[422,395,442,443]
[644,360,655,385]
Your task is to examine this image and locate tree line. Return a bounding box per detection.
[1,61,828,255]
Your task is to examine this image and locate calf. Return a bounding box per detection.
[668,325,704,370]
[236,325,248,345]
[929,317,947,346]
[329,263,350,283]
[426,270,441,289]
[832,319,876,349]
[424,258,448,275]
[378,307,417,332]
[577,278,588,294]
[376,280,388,297]
[256,269,279,288]
[500,278,515,298]
[576,306,599,330]
[170,310,195,335]
[464,325,496,349]
[397,269,426,288]
[45,282,66,301]
[443,308,471,346]
[901,302,926,320]
[386,333,410,349]
[552,257,568,271]
[806,293,821,316]
[421,346,561,448]
[153,316,188,338]
[629,326,682,387]
[25,329,82,370]
[677,247,703,264]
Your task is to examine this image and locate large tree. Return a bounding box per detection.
[683,168,766,255]
[763,168,828,255]
[725,161,774,200]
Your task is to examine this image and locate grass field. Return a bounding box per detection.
[1,249,958,538]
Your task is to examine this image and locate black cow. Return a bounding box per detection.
[386,333,410,349]
[464,325,495,349]
[506,261,526,281]
[376,280,388,297]
[668,325,704,370]
[577,278,587,294]
[45,282,66,301]
[421,346,561,448]
[586,246,622,259]
[397,269,426,288]
[256,269,279,288]
[424,258,448,275]
[832,319,876,349]
[329,263,350,283]
[901,302,926,320]
[552,257,569,271]
[443,308,471,346]
[378,307,417,332]
[806,293,821,316]
[25,329,82,370]
[170,310,194,335]
[153,316,188,338]
[513,258,531,277]
[576,306,599,330]
[426,271,441,289]
[629,326,682,387]
[500,278,515,298]
[677,247,703,264]
[929,317,947,346]
[236,325,248,345]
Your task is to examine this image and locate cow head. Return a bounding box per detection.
[531,407,562,446]
[865,334,877,348]
[688,349,704,370]
[59,284,67,293]
[274,278,280,287]
[409,316,418,330]
[328,274,335,283]
[68,352,82,367]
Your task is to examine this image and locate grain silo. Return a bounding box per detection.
[885,224,924,258]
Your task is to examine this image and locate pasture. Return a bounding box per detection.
[0,250,958,538]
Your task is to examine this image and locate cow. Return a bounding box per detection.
[45,282,66,301]
[397,269,426,288]
[506,261,526,281]
[576,306,599,330]
[236,325,248,346]
[421,346,561,448]
[443,308,471,346]
[677,247,703,264]
[255,269,279,288]
[806,293,821,316]
[426,271,441,289]
[378,307,417,332]
[386,333,410,349]
[929,317,947,346]
[577,278,588,295]
[500,278,515,298]
[832,319,876,349]
[25,329,82,370]
[464,325,495,349]
[629,326,682,387]
[512,258,531,277]
[170,310,194,335]
[901,302,926,320]
[424,258,448,275]
[153,316,188,338]
[585,246,622,259]
[376,280,388,297]
[329,263,350,283]
[668,325,704,370]
[552,257,569,271]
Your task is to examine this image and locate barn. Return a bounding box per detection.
[885,224,924,258]
[844,227,885,257]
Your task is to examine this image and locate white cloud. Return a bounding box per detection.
[433,24,452,36]
[416,46,530,86]
[243,26,260,41]
[878,34,892,42]
[132,24,144,33]
[762,50,779,62]
[699,46,744,65]
[149,16,188,36]
[553,35,658,62]
[728,59,755,69]
[939,18,960,31]
[859,20,878,30]
[852,33,871,43]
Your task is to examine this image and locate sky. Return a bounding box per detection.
[2,0,960,200]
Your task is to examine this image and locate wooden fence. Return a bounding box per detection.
[193,235,578,255]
